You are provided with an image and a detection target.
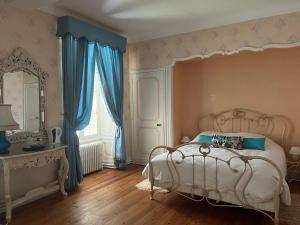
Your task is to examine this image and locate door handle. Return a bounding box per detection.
[156,123,162,127]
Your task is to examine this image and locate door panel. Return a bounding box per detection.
[137,77,159,121]
[138,127,160,155]
[132,69,165,165]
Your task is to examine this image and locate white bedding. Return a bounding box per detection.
[142,133,291,206]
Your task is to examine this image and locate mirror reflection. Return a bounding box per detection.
[2,71,40,132]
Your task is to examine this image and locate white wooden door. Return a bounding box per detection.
[24,82,39,132]
[132,69,166,165]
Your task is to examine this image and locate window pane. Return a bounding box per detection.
[83,113,98,136]
[78,65,115,142]
[92,95,98,113]
[92,74,100,114]
[99,89,116,137]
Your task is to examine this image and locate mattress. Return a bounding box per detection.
[142,134,291,206]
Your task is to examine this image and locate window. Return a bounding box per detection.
[77,67,115,143]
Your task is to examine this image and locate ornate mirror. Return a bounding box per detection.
[0,48,48,142]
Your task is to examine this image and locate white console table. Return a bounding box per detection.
[0,144,69,223]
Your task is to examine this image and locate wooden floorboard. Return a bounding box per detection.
[0,164,299,225]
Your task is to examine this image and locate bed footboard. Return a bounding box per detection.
[148,142,283,225]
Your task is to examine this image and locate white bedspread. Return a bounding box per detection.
[142,137,291,205]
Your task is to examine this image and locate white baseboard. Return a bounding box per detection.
[132,157,147,165]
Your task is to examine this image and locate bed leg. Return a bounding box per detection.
[273,196,280,225]
[274,208,279,225]
[274,214,279,225]
[150,190,154,200]
[150,178,154,200]
[150,179,154,200]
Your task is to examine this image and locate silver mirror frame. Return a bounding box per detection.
[0,48,48,143]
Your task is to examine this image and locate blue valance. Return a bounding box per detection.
[57,16,127,53]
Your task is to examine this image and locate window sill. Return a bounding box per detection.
[79,137,114,145]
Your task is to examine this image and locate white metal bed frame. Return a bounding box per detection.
[148,108,292,225]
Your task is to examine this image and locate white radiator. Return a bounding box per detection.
[79,141,103,176]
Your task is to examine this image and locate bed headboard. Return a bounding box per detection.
[199,108,292,152]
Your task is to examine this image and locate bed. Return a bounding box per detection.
[142,108,292,225]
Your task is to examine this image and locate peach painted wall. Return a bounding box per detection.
[173,47,300,147]
[173,63,184,145]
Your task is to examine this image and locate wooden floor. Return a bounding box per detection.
[1,165,299,225]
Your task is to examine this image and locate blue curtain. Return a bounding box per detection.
[95,44,126,168]
[62,33,96,191]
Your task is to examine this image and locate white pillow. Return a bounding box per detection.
[221,132,265,138]
[192,131,265,142]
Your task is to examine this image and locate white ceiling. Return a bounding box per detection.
[6,0,300,43]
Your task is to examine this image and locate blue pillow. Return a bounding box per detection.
[198,135,212,143]
[242,137,265,150]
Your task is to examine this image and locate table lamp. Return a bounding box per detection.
[181,136,191,144]
[0,104,19,154]
[289,146,300,161]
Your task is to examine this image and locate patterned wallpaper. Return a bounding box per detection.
[123,50,131,160]
[0,1,62,203]
[128,11,300,70]
[0,1,132,159]
[0,1,61,128]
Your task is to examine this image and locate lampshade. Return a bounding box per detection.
[289,146,300,160]
[0,104,19,131]
[181,136,191,143]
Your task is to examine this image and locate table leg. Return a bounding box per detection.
[58,155,69,198]
[3,161,11,223]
